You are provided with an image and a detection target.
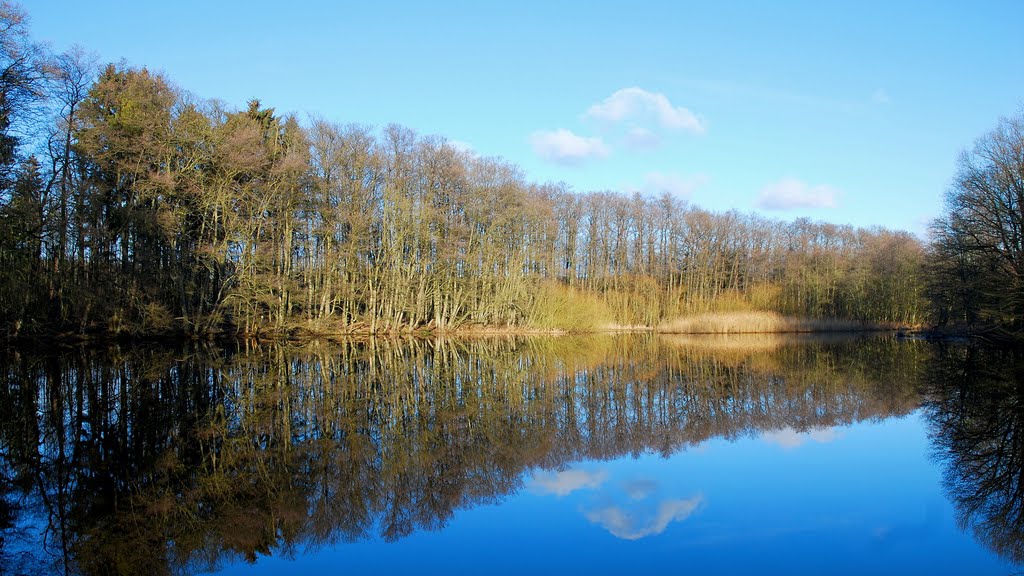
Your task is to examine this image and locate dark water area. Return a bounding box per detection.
[0,334,1020,575]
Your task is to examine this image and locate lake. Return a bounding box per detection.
[0,334,1021,575]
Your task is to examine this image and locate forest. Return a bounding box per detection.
[2,3,1018,341]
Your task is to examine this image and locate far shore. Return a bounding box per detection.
[2,311,927,347]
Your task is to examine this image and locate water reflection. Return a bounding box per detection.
[531,468,608,497]
[922,345,1024,564]
[0,335,949,574]
[584,494,705,540]
[760,425,841,449]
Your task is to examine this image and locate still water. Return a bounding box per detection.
[0,334,1020,575]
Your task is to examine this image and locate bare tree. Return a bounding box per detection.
[929,112,1024,332]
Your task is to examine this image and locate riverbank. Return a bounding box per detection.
[2,311,915,348]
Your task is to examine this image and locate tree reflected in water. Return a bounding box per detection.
[0,335,926,575]
[923,345,1024,565]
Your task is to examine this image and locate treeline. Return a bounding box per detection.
[0,4,926,340]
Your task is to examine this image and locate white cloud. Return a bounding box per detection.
[755,178,840,210]
[584,496,704,540]
[447,139,476,155]
[761,426,841,449]
[531,468,608,497]
[911,213,935,241]
[585,87,705,134]
[871,88,891,105]
[529,129,610,165]
[624,126,661,149]
[634,172,709,200]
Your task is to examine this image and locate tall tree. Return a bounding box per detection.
[74,64,177,330]
[928,112,1024,333]
[0,2,46,188]
[44,47,95,305]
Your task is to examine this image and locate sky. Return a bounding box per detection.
[24,0,1024,235]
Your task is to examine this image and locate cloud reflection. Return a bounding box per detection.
[622,479,659,500]
[585,496,704,540]
[531,468,608,497]
[761,426,840,449]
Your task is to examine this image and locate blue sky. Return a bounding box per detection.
[25,0,1024,234]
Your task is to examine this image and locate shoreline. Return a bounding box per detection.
[1,317,924,349]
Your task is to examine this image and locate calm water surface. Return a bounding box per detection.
[0,335,1021,575]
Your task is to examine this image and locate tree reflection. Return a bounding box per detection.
[923,345,1024,564]
[0,335,924,575]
